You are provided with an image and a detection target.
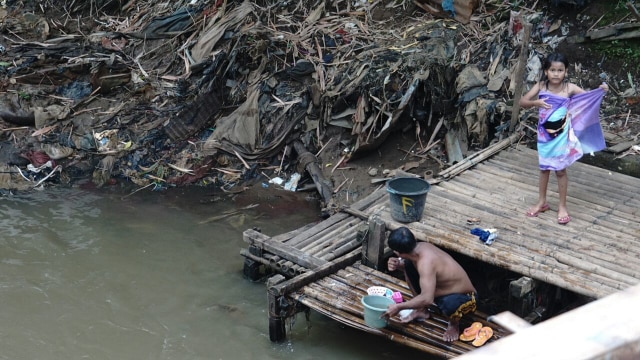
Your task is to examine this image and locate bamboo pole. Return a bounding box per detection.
[268,254,282,270]
[437,132,522,179]
[312,233,359,259]
[319,237,364,261]
[284,212,350,247]
[278,222,320,245]
[297,218,361,251]
[348,184,389,211]
[239,248,272,267]
[300,224,359,254]
[291,217,358,250]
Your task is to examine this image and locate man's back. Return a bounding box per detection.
[415,242,476,297]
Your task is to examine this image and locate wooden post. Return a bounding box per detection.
[627,2,640,22]
[362,215,386,270]
[509,21,532,133]
[242,245,264,281]
[267,277,287,342]
[292,140,333,207]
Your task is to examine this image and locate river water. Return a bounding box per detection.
[0,185,426,360]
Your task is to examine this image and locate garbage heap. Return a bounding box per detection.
[0,0,599,209]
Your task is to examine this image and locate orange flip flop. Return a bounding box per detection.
[459,322,483,341]
[472,326,494,347]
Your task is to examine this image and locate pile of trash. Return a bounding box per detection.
[1,0,638,209]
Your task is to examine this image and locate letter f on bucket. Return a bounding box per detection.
[401,196,415,214]
[386,177,430,223]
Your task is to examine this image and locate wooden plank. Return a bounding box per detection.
[362,216,386,270]
[487,311,530,334]
[456,284,640,360]
[244,228,328,269]
[605,139,640,154]
[270,248,361,296]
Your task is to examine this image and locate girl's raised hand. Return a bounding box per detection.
[536,97,551,109]
[599,82,609,92]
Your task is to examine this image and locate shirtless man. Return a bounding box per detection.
[381,227,477,342]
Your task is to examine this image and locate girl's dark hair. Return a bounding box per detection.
[388,227,417,254]
[540,53,569,89]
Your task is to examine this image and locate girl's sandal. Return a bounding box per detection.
[525,203,550,217]
[558,215,572,225]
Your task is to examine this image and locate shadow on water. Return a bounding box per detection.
[0,185,430,360]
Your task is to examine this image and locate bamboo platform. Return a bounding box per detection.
[241,206,370,279]
[290,262,507,358]
[357,145,640,299]
[241,143,640,358]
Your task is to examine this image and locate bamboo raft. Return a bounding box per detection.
[356,146,640,299]
[240,144,640,357]
[241,184,388,279]
[290,262,507,358]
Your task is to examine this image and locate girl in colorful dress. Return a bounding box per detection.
[519,53,608,224]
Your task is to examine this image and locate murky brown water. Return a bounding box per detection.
[0,186,428,359]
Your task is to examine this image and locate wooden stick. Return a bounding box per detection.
[510,21,532,133]
[244,228,328,269]
[270,249,361,296]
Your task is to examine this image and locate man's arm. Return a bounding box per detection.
[383,261,436,318]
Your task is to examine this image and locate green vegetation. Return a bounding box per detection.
[594,1,634,25]
[593,40,640,71]
[590,1,640,71]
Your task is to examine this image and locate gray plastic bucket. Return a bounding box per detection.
[361,295,394,328]
[386,177,431,223]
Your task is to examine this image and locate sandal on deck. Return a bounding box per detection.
[526,204,550,217]
[472,326,494,347]
[459,322,483,341]
[558,215,572,225]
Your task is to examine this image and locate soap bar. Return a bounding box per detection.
[392,291,403,303]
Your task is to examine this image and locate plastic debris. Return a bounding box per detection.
[268,177,284,185]
[284,172,301,191]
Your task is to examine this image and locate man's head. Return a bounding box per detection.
[387,227,417,255]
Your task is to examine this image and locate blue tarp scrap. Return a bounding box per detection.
[442,0,455,17]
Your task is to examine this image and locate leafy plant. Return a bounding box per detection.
[593,39,640,71]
